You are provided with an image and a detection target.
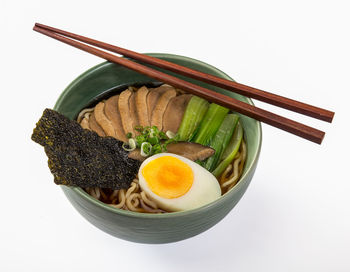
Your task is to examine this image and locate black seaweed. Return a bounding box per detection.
[31,109,141,189]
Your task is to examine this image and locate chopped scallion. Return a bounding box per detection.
[141,142,152,157]
[125,125,178,157]
[122,138,137,151]
[166,130,176,139]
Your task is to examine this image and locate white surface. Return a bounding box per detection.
[1,1,349,271]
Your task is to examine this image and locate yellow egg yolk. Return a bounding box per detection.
[142,156,194,199]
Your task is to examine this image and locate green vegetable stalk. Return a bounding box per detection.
[204,114,239,172]
[193,103,229,146]
[177,96,209,141]
[212,121,244,177]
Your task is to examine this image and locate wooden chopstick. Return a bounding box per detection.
[35,23,334,123]
[33,24,326,144]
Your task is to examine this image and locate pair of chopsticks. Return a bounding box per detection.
[33,23,334,144]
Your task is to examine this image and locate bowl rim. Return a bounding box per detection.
[55,53,262,218]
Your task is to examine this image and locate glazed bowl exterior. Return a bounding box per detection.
[54,53,262,244]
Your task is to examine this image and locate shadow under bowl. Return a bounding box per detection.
[54,53,262,244]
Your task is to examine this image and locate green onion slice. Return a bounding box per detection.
[141,142,152,157]
[166,130,176,139]
[122,138,136,151]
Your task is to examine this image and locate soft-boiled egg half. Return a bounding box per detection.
[138,153,221,212]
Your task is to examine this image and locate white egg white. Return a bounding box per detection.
[138,153,221,212]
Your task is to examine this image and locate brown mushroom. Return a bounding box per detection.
[89,112,106,137]
[162,94,192,133]
[151,88,177,131]
[104,95,128,142]
[166,142,215,161]
[118,89,135,137]
[94,102,116,137]
[135,86,150,127]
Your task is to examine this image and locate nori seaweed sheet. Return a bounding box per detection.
[32,108,141,189]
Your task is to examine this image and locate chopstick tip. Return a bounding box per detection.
[33,23,47,31]
[317,131,325,145]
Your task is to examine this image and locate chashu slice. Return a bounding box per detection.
[146,84,174,121]
[118,89,135,137]
[163,94,192,133]
[135,86,150,128]
[129,92,139,135]
[94,101,116,137]
[89,112,106,137]
[151,88,177,131]
[104,95,128,142]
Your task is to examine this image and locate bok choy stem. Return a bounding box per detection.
[204,114,239,171]
[212,121,244,177]
[193,103,229,146]
[177,96,209,141]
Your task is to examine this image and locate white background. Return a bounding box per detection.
[1,1,349,271]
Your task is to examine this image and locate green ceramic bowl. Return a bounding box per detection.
[54,53,262,244]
